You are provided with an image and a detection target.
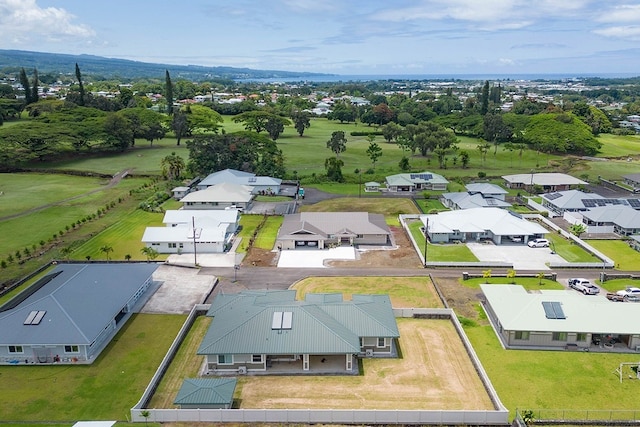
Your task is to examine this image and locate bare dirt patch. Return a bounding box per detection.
[242,247,277,267]
[328,226,422,269]
[433,276,486,322]
[236,319,493,410]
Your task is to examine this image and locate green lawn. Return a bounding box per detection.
[414,198,447,214]
[0,173,113,218]
[0,314,186,422]
[465,324,640,416]
[301,197,419,216]
[407,220,479,262]
[70,208,166,261]
[254,216,283,250]
[461,277,564,290]
[0,178,147,257]
[587,239,640,270]
[547,233,601,263]
[598,278,640,292]
[595,134,640,158]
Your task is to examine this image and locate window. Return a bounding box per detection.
[8,345,23,354]
[64,345,79,353]
[252,354,262,363]
[359,337,364,347]
[179,243,184,248]
[217,354,233,365]
[515,331,530,340]
[377,337,386,347]
[168,243,177,248]
[552,332,567,341]
[576,333,587,342]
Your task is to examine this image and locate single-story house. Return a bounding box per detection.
[502,173,587,193]
[364,181,380,192]
[180,182,255,211]
[276,212,391,249]
[171,186,191,200]
[421,207,547,244]
[623,173,640,190]
[0,263,158,365]
[541,190,640,217]
[174,378,237,409]
[141,224,228,253]
[579,205,640,236]
[197,169,282,195]
[481,284,640,352]
[630,235,640,252]
[162,209,238,233]
[441,183,510,210]
[385,172,449,192]
[197,290,399,375]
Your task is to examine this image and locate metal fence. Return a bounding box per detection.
[517,408,640,424]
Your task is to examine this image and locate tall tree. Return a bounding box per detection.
[75,63,85,106]
[480,80,490,115]
[19,68,32,104]
[31,68,39,104]
[171,110,190,146]
[165,70,174,115]
[324,157,344,182]
[326,130,347,157]
[291,110,311,136]
[161,152,186,180]
[366,141,383,170]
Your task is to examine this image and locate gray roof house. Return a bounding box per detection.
[276,212,391,250]
[502,173,587,193]
[0,263,158,365]
[581,205,640,236]
[441,183,511,210]
[180,182,255,211]
[623,173,640,190]
[541,190,640,216]
[385,172,449,192]
[482,284,640,352]
[174,378,237,409]
[198,290,399,375]
[197,168,282,195]
[421,207,547,244]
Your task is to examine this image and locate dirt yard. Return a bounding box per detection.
[432,277,487,322]
[236,319,494,410]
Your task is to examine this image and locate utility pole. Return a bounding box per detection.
[192,216,198,266]
[423,218,429,268]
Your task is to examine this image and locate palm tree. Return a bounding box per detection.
[100,245,113,261]
[124,254,132,261]
[161,152,185,180]
[140,246,159,261]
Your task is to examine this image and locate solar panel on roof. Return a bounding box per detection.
[542,301,566,319]
[281,311,293,330]
[410,173,432,180]
[582,199,596,208]
[546,193,562,200]
[272,311,283,329]
[628,199,640,208]
[487,199,497,205]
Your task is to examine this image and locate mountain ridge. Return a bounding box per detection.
[0,49,330,81]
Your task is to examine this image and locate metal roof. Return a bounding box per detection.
[441,192,511,209]
[0,263,158,346]
[142,225,226,243]
[163,209,238,225]
[465,183,508,195]
[278,212,390,239]
[482,284,640,334]
[422,207,547,236]
[582,205,640,228]
[199,169,281,188]
[174,378,237,406]
[180,182,254,203]
[385,171,449,186]
[502,173,587,186]
[198,291,399,356]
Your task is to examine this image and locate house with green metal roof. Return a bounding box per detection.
[385,171,449,192]
[197,290,399,375]
[0,263,158,365]
[174,378,237,409]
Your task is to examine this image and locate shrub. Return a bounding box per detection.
[0,260,6,269]
[477,171,486,178]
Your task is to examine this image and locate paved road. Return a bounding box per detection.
[199,265,636,302]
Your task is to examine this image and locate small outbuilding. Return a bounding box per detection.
[173,378,237,409]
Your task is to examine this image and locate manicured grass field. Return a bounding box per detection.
[414,197,447,213]
[0,178,147,257]
[587,239,640,270]
[0,314,186,422]
[595,134,640,158]
[407,220,479,262]
[70,208,166,261]
[300,196,419,217]
[0,173,112,218]
[465,324,640,416]
[236,214,282,252]
[599,278,640,292]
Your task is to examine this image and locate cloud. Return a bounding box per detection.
[597,4,640,23]
[0,0,95,45]
[262,46,317,53]
[593,25,640,39]
[510,43,567,50]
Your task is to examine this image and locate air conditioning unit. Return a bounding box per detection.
[238,366,247,374]
[365,349,374,357]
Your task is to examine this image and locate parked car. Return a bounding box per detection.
[527,238,550,248]
[568,278,599,295]
[615,287,640,301]
[606,292,626,302]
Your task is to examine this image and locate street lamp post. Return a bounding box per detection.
[423,218,429,268]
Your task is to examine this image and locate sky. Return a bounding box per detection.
[1,0,640,76]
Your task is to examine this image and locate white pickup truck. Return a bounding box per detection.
[568,278,600,295]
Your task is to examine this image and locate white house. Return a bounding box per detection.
[421,207,547,244]
[142,224,228,254]
[162,209,238,234]
[441,183,510,210]
[385,172,449,192]
[503,173,587,193]
[197,169,282,195]
[180,182,255,211]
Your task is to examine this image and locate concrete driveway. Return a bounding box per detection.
[277,247,357,268]
[142,265,217,314]
[466,243,565,270]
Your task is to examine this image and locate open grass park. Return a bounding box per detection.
[2,116,640,424]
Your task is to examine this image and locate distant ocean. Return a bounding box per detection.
[238,72,640,83]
